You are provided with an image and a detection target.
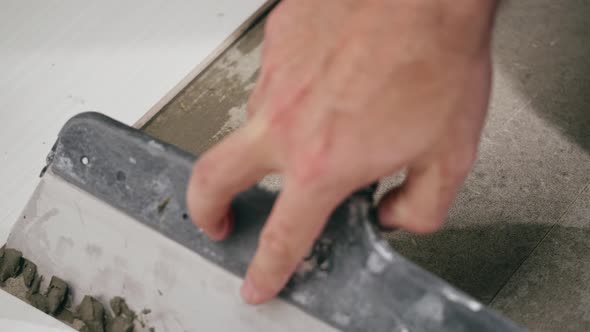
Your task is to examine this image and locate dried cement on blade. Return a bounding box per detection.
[0,245,154,332]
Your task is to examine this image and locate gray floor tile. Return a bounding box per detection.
[386,103,590,304]
[492,0,590,153]
[491,184,590,331]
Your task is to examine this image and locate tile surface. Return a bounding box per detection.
[491,185,590,331]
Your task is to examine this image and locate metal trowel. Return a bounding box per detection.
[5,112,523,331]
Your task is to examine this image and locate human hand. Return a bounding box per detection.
[187,0,498,304]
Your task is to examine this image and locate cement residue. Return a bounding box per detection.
[78,296,106,332]
[0,248,23,282]
[0,246,153,332]
[258,173,283,192]
[110,296,136,321]
[22,259,37,287]
[47,276,69,315]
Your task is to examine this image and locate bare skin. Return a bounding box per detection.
[187,0,499,304]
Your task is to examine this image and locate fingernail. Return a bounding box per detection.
[241,279,262,304]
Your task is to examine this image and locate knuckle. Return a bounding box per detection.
[441,148,477,181]
[456,150,477,176]
[259,227,295,262]
[291,159,328,187]
[191,159,215,190]
[191,171,209,191]
[264,86,311,128]
[289,139,334,189]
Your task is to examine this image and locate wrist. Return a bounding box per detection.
[393,0,499,56]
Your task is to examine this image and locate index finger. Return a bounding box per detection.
[187,123,271,240]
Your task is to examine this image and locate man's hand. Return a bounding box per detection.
[187,0,497,304]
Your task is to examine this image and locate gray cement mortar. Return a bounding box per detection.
[0,246,154,332]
